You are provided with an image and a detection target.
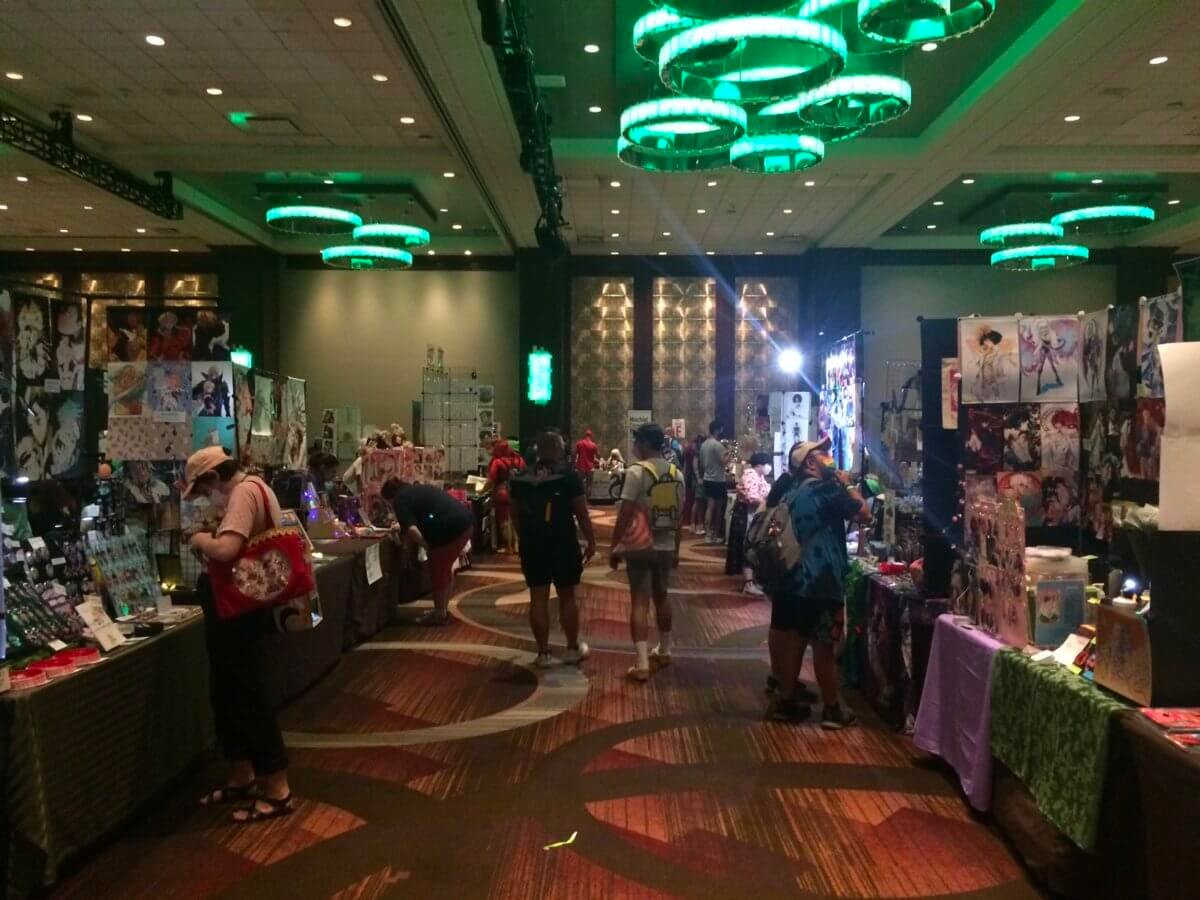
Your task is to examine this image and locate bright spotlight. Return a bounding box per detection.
[778,348,803,374]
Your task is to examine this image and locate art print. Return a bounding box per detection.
[1042,473,1080,527]
[1033,578,1085,648]
[146,362,190,419]
[1079,309,1107,402]
[14,388,51,480]
[1002,405,1040,471]
[1019,316,1080,402]
[148,308,195,361]
[964,407,1003,473]
[52,301,86,391]
[233,365,254,455]
[478,384,495,407]
[1138,289,1183,398]
[192,310,231,360]
[997,471,1044,527]
[281,377,307,471]
[15,293,51,384]
[1094,605,1152,706]
[107,418,190,461]
[107,307,147,362]
[941,358,960,429]
[108,362,148,417]
[1135,398,1164,481]
[1039,404,1079,474]
[47,393,84,477]
[251,374,275,435]
[959,317,1019,404]
[125,459,173,507]
[1112,403,1140,479]
[192,416,235,454]
[152,461,184,531]
[191,362,232,417]
[1106,304,1139,400]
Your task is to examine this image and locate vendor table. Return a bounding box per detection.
[861,572,949,730]
[912,616,1004,811]
[0,619,213,897]
[1114,710,1200,900]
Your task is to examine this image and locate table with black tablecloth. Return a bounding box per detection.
[0,619,213,897]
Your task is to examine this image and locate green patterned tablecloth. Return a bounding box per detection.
[841,560,869,688]
[990,650,1132,851]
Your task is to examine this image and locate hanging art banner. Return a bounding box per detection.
[941,357,959,429]
[959,317,1019,404]
[1039,404,1080,474]
[1002,404,1040,471]
[1079,309,1108,402]
[1106,304,1139,400]
[1138,289,1184,398]
[1019,315,1080,403]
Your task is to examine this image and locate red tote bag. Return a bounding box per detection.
[209,480,316,620]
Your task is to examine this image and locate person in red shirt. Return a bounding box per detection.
[574,428,599,497]
[486,440,525,552]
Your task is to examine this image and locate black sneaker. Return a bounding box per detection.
[768,699,812,723]
[765,676,820,706]
[820,703,857,730]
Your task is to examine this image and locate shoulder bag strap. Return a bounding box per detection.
[249,477,278,530]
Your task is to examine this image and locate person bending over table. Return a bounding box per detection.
[382,477,474,626]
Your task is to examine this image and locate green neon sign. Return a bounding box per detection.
[527,348,553,405]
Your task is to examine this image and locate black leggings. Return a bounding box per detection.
[198,574,288,776]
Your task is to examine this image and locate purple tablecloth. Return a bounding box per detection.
[913,614,1004,811]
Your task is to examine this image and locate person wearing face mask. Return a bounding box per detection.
[766,437,873,729]
[726,451,773,594]
[185,447,294,824]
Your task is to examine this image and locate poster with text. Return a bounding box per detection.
[627,409,652,456]
[941,357,960,429]
[1106,303,1139,400]
[1019,316,1080,403]
[959,317,1019,404]
[1138,289,1183,398]
[1079,309,1108,402]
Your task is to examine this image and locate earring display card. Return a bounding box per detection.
[89,527,162,617]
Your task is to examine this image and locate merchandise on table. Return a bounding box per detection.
[88,527,163,618]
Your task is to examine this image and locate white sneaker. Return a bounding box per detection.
[534,651,556,669]
[563,642,590,665]
[743,582,765,597]
[694,526,706,537]
[649,646,672,667]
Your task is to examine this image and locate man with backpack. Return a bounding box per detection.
[755,437,872,727]
[609,423,684,683]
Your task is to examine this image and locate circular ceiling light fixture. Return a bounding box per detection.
[265,205,362,235]
[321,244,413,270]
[650,0,801,16]
[766,74,912,134]
[797,0,907,54]
[634,9,718,65]
[979,222,1065,249]
[352,223,431,248]
[617,136,731,173]
[620,97,746,154]
[753,103,864,144]
[990,244,1089,272]
[730,132,825,175]
[660,16,847,103]
[857,0,995,48]
[1050,205,1156,235]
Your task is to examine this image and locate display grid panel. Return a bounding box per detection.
[654,277,716,439]
[570,278,634,456]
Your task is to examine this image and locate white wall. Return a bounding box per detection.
[279,268,519,443]
[861,264,1118,451]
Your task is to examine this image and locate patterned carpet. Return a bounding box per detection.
[51,507,1045,900]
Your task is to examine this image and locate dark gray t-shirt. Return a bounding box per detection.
[700,437,726,482]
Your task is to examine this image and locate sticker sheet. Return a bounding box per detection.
[1039,404,1080,474]
[147,308,194,361]
[107,307,147,362]
[1138,289,1183,398]
[191,362,233,417]
[108,362,147,417]
[1019,316,1080,402]
[52,301,86,391]
[959,317,1019,404]
[1106,304,1140,400]
[964,407,1004,473]
[1002,404,1040,471]
[1079,309,1108,402]
[146,362,190,420]
[107,418,190,461]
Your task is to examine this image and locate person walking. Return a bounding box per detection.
[186,447,294,823]
[767,437,873,728]
[609,423,684,682]
[573,428,599,498]
[382,477,475,626]
[726,451,772,594]
[510,428,597,668]
[699,421,730,543]
[485,439,525,552]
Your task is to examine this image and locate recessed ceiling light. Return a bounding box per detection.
[452,223,463,230]
[765,231,775,237]
[59,228,69,234]
[662,231,671,236]
[16,176,28,183]
[611,232,620,238]
[1149,56,1169,65]
[1091,178,1104,184]
[933,200,945,206]
[73,247,82,252]
[145,34,165,47]
[83,205,93,210]
[439,207,449,213]
[804,180,815,187]
[921,42,938,51]
[443,171,456,178]
[427,250,436,255]
[588,105,602,114]
[611,208,620,214]
[206,87,223,96]
[706,251,715,256]
[707,180,718,187]
[136,227,146,233]
[1168,199,1181,205]
[371,73,389,82]
[464,250,472,256]
[0,205,7,211]
[611,251,620,256]
[24,247,33,251]
[697,208,706,214]
[962,178,975,184]
[754,251,764,256]
[120,247,130,252]
[323,178,334,185]
[400,116,415,125]
[609,180,621,188]
[169,248,179,253]
[927,224,937,230]
[5,72,22,80]
[658,251,667,256]
[333,16,353,28]
[783,208,793,214]
[1064,114,1081,122]
[584,44,600,54]
[75,113,93,122]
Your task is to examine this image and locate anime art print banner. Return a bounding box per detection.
[966,496,1026,643]
[819,338,858,472]
[959,317,1019,404]
[1106,304,1139,400]
[1019,316,1080,403]
[1079,309,1108,403]
[1138,289,1183,398]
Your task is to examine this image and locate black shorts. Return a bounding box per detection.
[703,480,727,502]
[769,593,844,644]
[520,543,584,590]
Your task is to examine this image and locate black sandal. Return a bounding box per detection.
[199,783,257,806]
[232,793,295,824]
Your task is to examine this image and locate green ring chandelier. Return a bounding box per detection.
[797,0,903,54]
[731,133,826,175]
[752,107,864,145]
[352,223,431,247]
[265,205,361,235]
[321,244,414,270]
[991,244,1089,272]
[767,74,912,132]
[979,222,1065,249]
[857,0,996,48]
[617,137,731,173]
[650,0,799,17]
[620,97,747,153]
[635,9,724,66]
[660,16,848,103]
[1051,205,1156,235]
